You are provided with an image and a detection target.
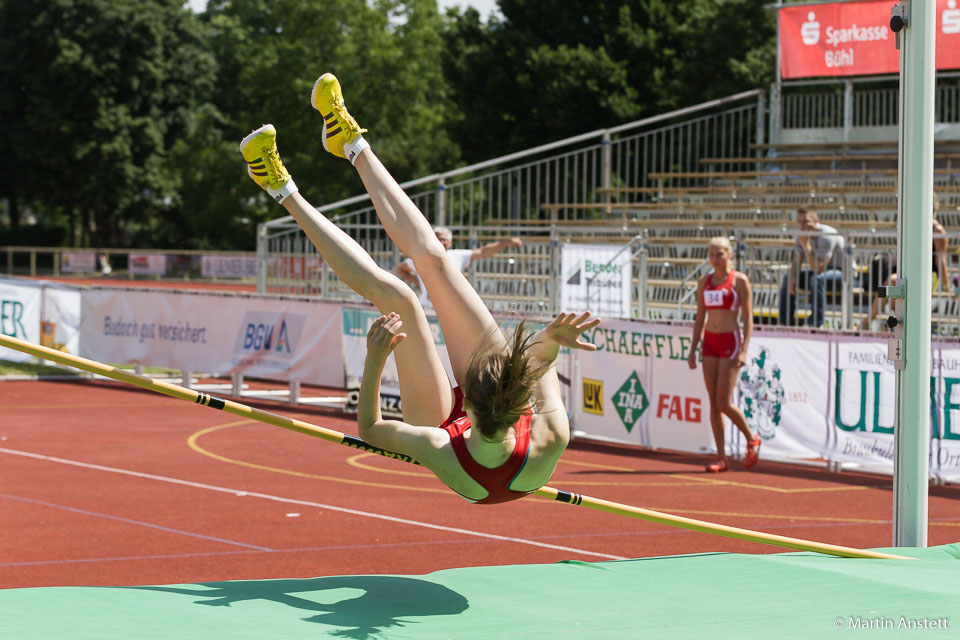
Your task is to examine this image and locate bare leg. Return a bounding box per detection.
[281,192,451,425]
[701,357,726,459]
[353,150,505,384]
[716,359,755,442]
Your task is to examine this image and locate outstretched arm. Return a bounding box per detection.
[528,311,601,365]
[471,237,523,261]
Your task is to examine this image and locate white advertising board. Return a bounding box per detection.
[560,244,633,319]
[201,255,258,279]
[61,252,98,274]
[80,288,343,386]
[128,254,168,276]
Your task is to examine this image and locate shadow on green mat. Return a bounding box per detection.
[129,575,469,639]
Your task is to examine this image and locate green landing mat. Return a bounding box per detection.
[3,545,959,639]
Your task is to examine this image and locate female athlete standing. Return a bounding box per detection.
[687,237,760,473]
[239,72,600,503]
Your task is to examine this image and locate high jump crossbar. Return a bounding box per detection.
[0,333,910,561]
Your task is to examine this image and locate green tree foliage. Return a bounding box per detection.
[202,0,457,230]
[0,0,776,250]
[443,0,775,160]
[0,0,218,247]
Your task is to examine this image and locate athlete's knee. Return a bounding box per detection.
[407,242,448,271]
[717,400,739,416]
[368,271,419,310]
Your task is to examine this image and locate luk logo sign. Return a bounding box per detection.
[234,311,306,357]
[582,378,603,415]
[614,371,649,433]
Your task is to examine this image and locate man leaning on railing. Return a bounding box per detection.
[778,206,846,329]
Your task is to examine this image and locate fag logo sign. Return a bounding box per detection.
[582,378,604,415]
[614,371,649,433]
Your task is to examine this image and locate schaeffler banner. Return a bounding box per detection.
[779,0,960,79]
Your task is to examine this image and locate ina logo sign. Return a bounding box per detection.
[614,371,649,433]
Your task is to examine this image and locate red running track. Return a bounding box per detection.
[2,379,959,589]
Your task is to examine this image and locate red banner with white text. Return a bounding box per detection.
[779,0,960,79]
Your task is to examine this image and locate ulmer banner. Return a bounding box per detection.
[779,0,960,79]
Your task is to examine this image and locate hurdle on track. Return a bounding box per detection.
[0,333,910,561]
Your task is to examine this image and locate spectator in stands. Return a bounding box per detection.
[396,227,522,310]
[861,196,949,331]
[238,72,600,504]
[778,206,845,328]
[688,237,761,473]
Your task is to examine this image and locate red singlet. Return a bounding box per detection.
[701,269,742,359]
[702,269,740,311]
[440,388,532,505]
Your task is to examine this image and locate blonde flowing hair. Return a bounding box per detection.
[462,320,550,439]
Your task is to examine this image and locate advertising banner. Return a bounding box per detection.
[575,319,715,453]
[41,285,82,355]
[0,278,42,362]
[61,252,98,274]
[80,288,343,385]
[128,253,168,276]
[573,317,960,481]
[201,255,258,279]
[560,244,633,319]
[779,0,960,79]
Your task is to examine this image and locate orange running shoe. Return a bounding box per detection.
[744,437,761,469]
[706,457,729,473]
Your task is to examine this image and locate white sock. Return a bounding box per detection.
[344,136,370,165]
[267,178,298,204]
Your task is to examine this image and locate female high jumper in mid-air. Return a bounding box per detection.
[239,73,600,504]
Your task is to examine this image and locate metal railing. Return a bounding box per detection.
[779,79,960,131]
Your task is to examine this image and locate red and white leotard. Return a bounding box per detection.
[701,269,742,359]
[440,388,532,505]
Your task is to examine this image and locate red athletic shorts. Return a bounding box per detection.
[701,330,742,359]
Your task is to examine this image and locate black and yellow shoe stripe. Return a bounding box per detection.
[246,157,268,177]
[322,112,342,139]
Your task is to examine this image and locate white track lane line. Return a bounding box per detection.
[0,447,627,561]
[0,493,275,551]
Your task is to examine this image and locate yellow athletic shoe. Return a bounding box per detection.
[239,124,298,203]
[311,73,369,164]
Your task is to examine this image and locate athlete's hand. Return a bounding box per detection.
[735,351,748,369]
[545,311,601,351]
[687,351,697,370]
[366,313,406,362]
